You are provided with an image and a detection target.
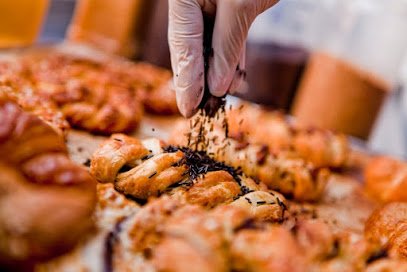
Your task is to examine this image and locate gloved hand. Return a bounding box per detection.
[168,0,279,117]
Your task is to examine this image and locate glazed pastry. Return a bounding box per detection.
[231,191,286,222]
[0,52,178,135]
[183,171,241,208]
[365,202,407,258]
[0,73,69,135]
[0,98,96,268]
[231,227,308,272]
[25,54,144,134]
[196,128,330,202]
[90,134,288,222]
[364,156,407,202]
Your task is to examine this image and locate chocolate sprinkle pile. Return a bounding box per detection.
[164,145,242,184]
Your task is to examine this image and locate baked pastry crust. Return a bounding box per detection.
[37,129,407,271]
[0,52,177,135]
[0,97,96,267]
[169,119,330,202]
[364,156,407,203]
[227,103,349,168]
[365,202,407,259]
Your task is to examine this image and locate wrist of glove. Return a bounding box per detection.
[168,0,279,117]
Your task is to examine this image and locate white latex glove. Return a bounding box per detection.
[169,0,279,117]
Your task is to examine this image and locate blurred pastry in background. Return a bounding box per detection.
[0,95,96,269]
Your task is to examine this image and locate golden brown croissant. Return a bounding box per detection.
[0,98,96,267]
[364,156,407,203]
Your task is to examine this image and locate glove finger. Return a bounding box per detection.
[208,0,279,97]
[168,0,206,117]
[228,42,248,94]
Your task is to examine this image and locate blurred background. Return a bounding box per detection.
[1,0,407,157]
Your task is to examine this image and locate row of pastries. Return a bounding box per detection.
[0,52,405,271]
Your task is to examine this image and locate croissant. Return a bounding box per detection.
[0,98,96,267]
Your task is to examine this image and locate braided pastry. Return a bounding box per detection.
[0,64,69,134]
[0,98,96,267]
[227,103,349,168]
[169,122,330,202]
[41,150,405,272]
[25,54,144,134]
[0,52,178,135]
[90,134,287,222]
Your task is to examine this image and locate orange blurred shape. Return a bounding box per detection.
[67,0,149,57]
[0,0,49,48]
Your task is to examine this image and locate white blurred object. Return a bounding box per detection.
[249,0,318,48]
[369,52,407,157]
[322,0,407,84]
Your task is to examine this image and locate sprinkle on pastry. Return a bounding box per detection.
[231,191,286,222]
[0,98,96,267]
[226,103,349,168]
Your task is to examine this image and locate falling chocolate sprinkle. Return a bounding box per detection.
[256,145,269,165]
[200,95,226,118]
[245,197,252,204]
[83,159,91,167]
[148,171,157,178]
[235,140,250,151]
